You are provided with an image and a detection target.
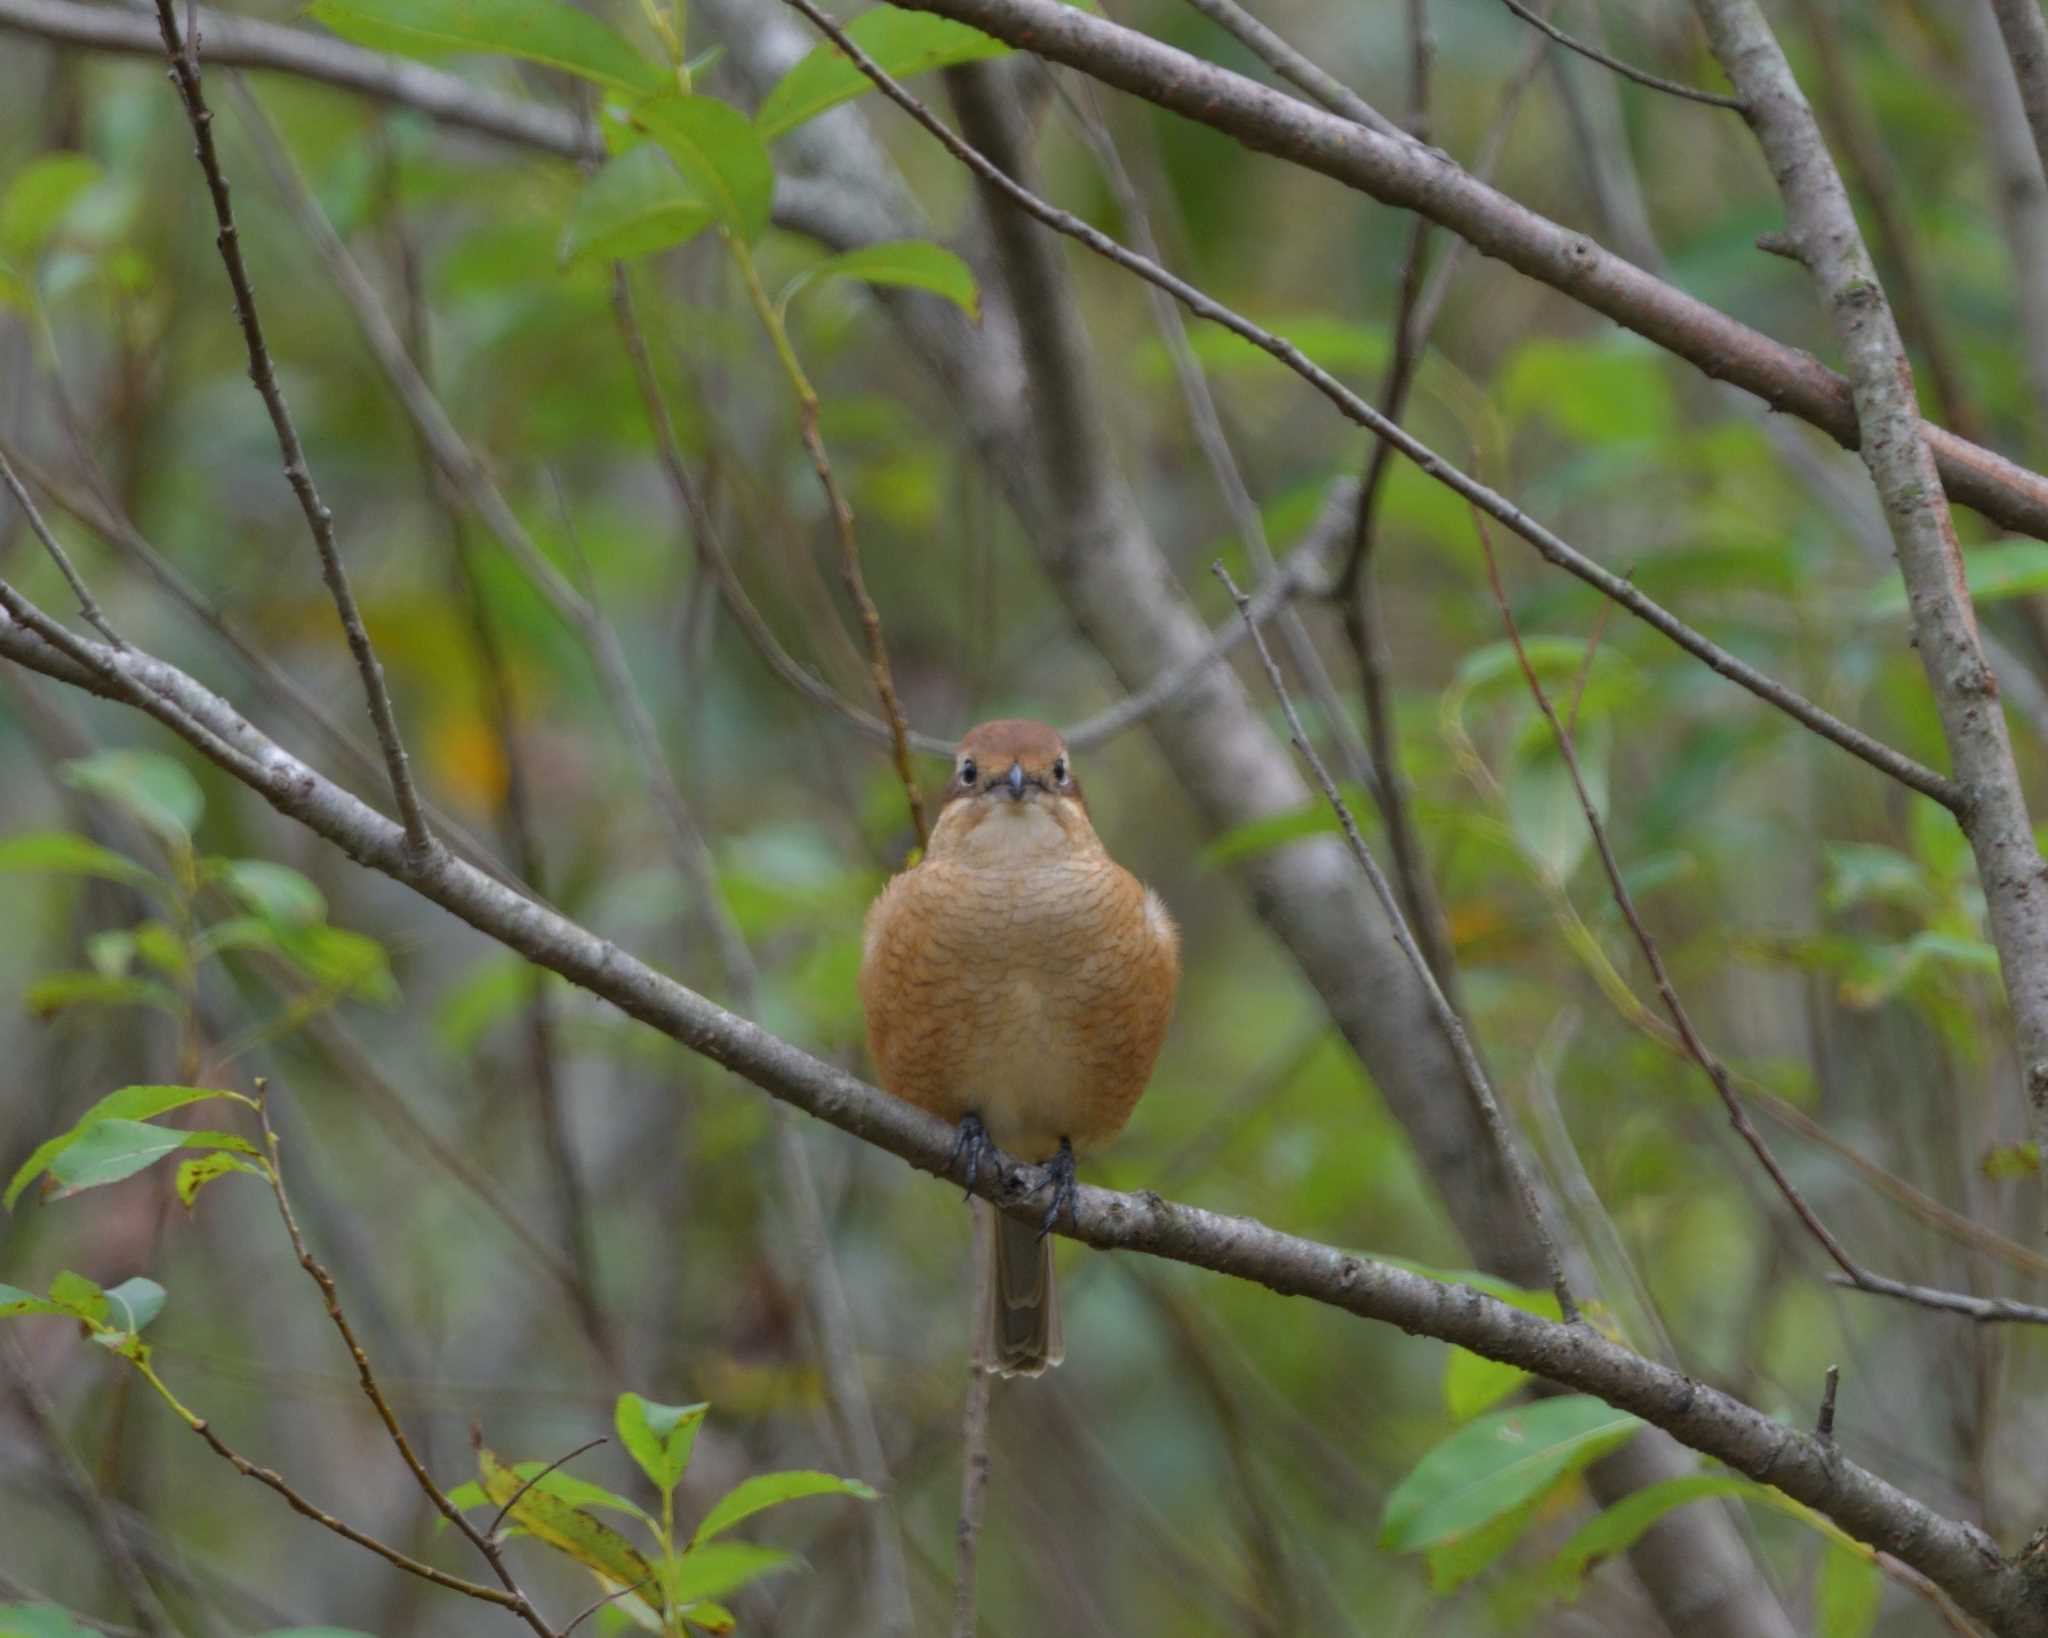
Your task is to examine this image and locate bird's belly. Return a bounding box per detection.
[957,972,1092,1160]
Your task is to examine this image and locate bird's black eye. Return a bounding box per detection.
[1053,756,1069,785]
[959,757,978,786]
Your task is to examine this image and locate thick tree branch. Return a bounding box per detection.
[0,605,2035,1635]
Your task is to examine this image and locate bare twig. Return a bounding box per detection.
[774,0,1961,812]
[951,1210,994,1638]
[1493,0,1743,109]
[0,603,2037,1634]
[252,1083,558,1635]
[1175,0,1402,137]
[150,0,431,863]
[1471,509,2048,1330]
[485,1436,608,1540]
[1215,557,1581,1325]
[0,445,121,646]
[1817,1363,1840,1440]
[1989,0,2048,187]
[1693,0,2048,1235]
[561,1577,653,1638]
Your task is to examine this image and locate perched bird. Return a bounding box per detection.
[859,719,1180,1376]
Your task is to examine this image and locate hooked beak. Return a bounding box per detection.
[1003,761,1028,800]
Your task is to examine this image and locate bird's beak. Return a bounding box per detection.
[1004,761,1028,799]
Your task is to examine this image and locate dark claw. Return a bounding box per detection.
[949,1112,994,1200]
[1037,1137,1077,1241]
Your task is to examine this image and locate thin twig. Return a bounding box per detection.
[1215,559,1581,1324]
[951,1212,995,1638]
[486,1436,609,1539]
[1817,1363,1840,1440]
[252,1082,559,1636]
[1470,509,2048,1329]
[1493,0,1743,109]
[733,245,929,849]
[1175,0,1404,137]
[150,0,431,863]
[771,0,1960,812]
[0,601,2039,1632]
[561,1577,653,1638]
[0,444,122,646]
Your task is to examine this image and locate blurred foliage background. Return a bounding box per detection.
[0,0,2044,1633]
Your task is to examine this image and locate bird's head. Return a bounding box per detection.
[926,718,1096,864]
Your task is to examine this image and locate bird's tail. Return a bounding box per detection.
[976,1197,1063,1377]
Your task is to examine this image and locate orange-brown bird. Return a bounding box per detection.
[859,719,1180,1376]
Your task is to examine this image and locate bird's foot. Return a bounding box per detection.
[949,1112,995,1201]
[1036,1137,1077,1241]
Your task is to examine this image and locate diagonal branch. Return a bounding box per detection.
[1690,0,2048,1242]
[774,0,1958,809]
[0,596,2036,1636]
[150,0,431,863]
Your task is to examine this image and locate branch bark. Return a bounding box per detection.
[0,605,2035,1635]
[1691,0,2048,1231]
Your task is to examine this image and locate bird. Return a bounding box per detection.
[859,718,1180,1376]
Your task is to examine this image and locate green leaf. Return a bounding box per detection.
[616,1392,708,1493]
[60,750,203,844]
[631,95,773,244]
[1201,783,1374,867]
[1505,727,1609,884]
[273,923,399,1005]
[1500,335,1675,445]
[787,241,979,318]
[0,1604,104,1638]
[47,1271,107,1325]
[755,8,1007,140]
[1,154,102,263]
[24,972,182,1019]
[306,0,665,96]
[100,1277,166,1334]
[1815,1538,1883,1638]
[470,1460,659,1533]
[0,1285,68,1320]
[176,1151,268,1208]
[48,1120,258,1199]
[1423,1486,1550,1591]
[1547,1473,1759,1597]
[478,1444,655,1586]
[1866,540,2048,618]
[1380,1396,1644,1553]
[6,1085,244,1209]
[1983,1141,2040,1180]
[692,1470,877,1546]
[663,1542,799,1606]
[218,859,327,926]
[0,831,158,892]
[131,922,190,981]
[560,144,716,268]
[680,1604,736,1635]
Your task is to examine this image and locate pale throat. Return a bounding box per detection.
[936,798,1095,871]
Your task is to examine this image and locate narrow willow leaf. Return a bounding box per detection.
[100,1277,166,1334]
[756,9,1006,140]
[176,1152,267,1209]
[48,1120,258,1199]
[787,241,979,318]
[680,1604,736,1635]
[6,1085,244,1209]
[1,154,102,262]
[478,1445,655,1586]
[691,1470,877,1546]
[0,1285,68,1320]
[0,831,158,892]
[306,0,664,96]
[630,95,773,244]
[663,1542,799,1606]
[616,1393,709,1492]
[1547,1473,1761,1597]
[1380,1396,1644,1553]
[559,145,716,268]
[1815,1538,1883,1637]
[46,1271,107,1325]
[59,750,203,843]
[25,972,182,1021]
